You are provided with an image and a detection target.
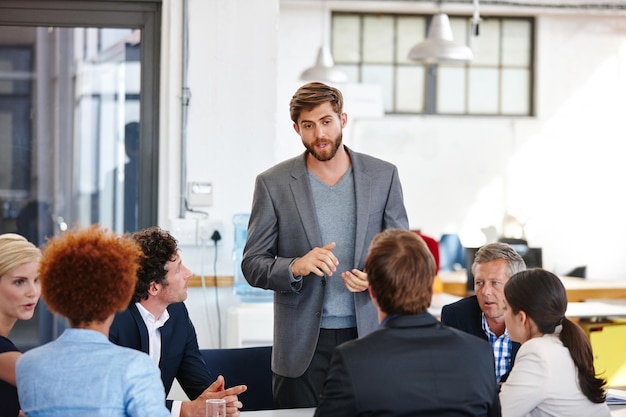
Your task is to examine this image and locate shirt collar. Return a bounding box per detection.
[135,302,169,328]
[481,312,509,338]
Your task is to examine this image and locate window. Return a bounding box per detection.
[332,12,534,116]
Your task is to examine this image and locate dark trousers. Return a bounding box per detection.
[273,327,358,409]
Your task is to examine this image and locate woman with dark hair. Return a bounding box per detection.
[15,226,169,417]
[0,234,41,417]
[500,268,610,417]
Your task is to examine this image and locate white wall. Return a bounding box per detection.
[159,0,626,348]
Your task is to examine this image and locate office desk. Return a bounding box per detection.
[566,302,626,319]
[241,409,314,417]
[438,271,472,297]
[429,292,461,318]
[560,276,626,302]
[439,270,626,302]
[239,405,626,416]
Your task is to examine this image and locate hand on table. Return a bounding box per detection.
[181,375,247,417]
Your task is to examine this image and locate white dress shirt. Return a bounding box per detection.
[136,303,182,417]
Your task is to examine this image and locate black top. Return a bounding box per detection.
[0,335,20,417]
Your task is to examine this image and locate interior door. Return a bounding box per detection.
[0,0,161,348]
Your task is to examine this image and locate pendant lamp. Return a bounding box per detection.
[408,13,473,64]
[299,1,349,83]
[300,45,349,83]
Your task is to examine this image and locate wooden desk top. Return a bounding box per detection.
[438,270,626,302]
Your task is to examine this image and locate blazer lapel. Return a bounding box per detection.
[129,303,150,354]
[290,152,323,249]
[348,147,372,268]
[159,312,173,367]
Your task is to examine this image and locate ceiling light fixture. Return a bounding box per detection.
[408,12,473,64]
[299,1,349,83]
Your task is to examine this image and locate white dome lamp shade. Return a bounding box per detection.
[408,13,473,64]
[300,45,349,83]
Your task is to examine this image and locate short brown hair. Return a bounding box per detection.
[289,82,344,124]
[365,229,436,315]
[39,225,142,326]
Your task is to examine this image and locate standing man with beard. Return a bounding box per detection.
[242,82,409,409]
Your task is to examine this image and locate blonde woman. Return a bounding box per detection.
[0,234,41,417]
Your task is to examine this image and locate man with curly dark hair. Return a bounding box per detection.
[15,226,170,416]
[109,226,246,417]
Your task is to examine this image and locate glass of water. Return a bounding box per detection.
[205,398,226,417]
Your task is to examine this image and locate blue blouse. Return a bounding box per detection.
[16,328,170,417]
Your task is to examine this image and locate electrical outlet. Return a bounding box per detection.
[196,219,223,246]
[168,218,224,247]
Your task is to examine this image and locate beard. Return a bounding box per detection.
[304,130,343,162]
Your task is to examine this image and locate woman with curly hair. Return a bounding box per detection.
[15,226,169,417]
[500,268,610,417]
[0,234,41,417]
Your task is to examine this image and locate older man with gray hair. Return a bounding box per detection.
[441,242,527,382]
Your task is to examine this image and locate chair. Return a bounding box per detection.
[200,346,274,411]
[564,265,587,278]
[412,230,440,270]
[438,233,466,271]
[497,237,543,269]
[497,237,530,256]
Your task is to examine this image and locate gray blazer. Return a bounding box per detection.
[242,147,409,378]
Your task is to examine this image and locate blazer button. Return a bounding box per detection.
[315,311,321,317]
[321,279,326,286]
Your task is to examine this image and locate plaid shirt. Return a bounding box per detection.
[482,314,512,382]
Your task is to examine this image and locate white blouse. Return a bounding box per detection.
[500,333,611,417]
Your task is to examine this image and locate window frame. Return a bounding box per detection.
[0,0,161,229]
[331,11,535,116]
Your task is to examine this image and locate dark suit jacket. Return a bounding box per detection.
[314,313,501,417]
[109,302,213,409]
[440,295,520,381]
[242,147,409,378]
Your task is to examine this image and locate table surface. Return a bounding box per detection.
[439,270,626,288]
[428,292,461,317]
[241,408,314,417]
[439,270,626,302]
[431,278,626,319]
[566,301,626,319]
[239,404,626,416]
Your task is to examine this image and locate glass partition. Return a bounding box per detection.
[0,0,161,348]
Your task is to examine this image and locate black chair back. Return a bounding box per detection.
[200,346,273,411]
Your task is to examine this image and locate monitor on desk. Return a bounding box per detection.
[465,246,543,292]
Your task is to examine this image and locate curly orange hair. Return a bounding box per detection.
[39,225,143,326]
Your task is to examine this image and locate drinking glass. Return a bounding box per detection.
[205,398,226,417]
